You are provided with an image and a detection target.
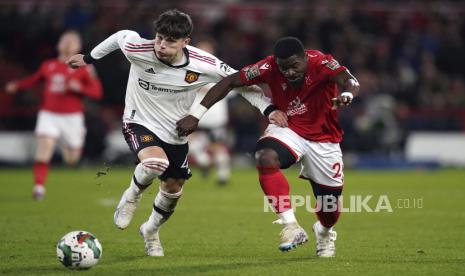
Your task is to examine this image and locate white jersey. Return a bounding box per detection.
[90,30,271,144]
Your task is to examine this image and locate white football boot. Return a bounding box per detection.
[113,188,141,229]
[32,185,46,201]
[312,221,337,257]
[139,222,164,257]
[274,220,309,252]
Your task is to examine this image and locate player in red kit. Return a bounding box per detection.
[5,30,103,200]
[177,37,359,257]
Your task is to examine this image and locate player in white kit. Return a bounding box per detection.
[189,83,233,185]
[188,41,233,185]
[67,9,287,256]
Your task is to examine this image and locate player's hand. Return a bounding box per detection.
[66,54,86,69]
[68,79,82,93]
[5,81,18,94]
[331,92,353,110]
[268,110,288,127]
[176,115,199,137]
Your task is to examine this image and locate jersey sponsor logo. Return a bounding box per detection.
[140,134,154,143]
[138,78,188,93]
[145,68,156,74]
[138,79,150,90]
[324,59,340,70]
[220,62,232,74]
[286,96,308,116]
[244,65,260,80]
[185,71,200,83]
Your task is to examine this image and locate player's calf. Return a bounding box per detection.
[114,157,169,229]
[144,185,182,234]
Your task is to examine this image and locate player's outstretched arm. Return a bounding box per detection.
[331,69,360,110]
[201,72,243,109]
[5,63,45,93]
[176,72,243,137]
[67,30,136,69]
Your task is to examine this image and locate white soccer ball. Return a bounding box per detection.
[56,230,103,269]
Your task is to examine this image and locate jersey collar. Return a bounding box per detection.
[154,48,190,68]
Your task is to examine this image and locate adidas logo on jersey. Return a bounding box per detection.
[145,68,156,74]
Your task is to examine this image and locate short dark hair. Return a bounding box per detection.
[273,37,305,59]
[153,9,193,39]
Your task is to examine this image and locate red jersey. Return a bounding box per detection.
[15,59,103,113]
[239,50,346,143]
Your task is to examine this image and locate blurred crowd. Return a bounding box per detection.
[0,0,464,161]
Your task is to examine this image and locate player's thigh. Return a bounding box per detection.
[138,146,168,161]
[256,124,305,168]
[300,142,344,188]
[158,141,191,182]
[122,123,190,180]
[35,110,60,140]
[122,123,166,159]
[59,113,86,150]
[35,136,58,162]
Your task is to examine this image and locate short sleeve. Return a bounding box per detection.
[315,54,347,79]
[239,57,273,85]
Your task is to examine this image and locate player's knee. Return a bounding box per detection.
[135,157,170,185]
[160,178,184,194]
[255,149,280,168]
[141,157,170,176]
[64,157,79,166]
[311,180,343,199]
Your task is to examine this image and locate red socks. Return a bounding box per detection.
[33,161,49,186]
[257,166,291,213]
[316,200,341,228]
[258,166,341,228]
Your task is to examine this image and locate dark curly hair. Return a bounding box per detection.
[273,37,305,59]
[153,9,193,39]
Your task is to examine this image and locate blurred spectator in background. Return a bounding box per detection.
[0,0,464,164]
[188,41,232,186]
[4,30,103,200]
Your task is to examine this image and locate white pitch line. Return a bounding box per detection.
[98,198,117,207]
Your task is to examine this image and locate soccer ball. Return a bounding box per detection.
[56,230,102,269]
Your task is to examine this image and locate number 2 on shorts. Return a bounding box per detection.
[332,162,342,178]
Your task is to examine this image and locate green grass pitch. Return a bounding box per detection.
[0,166,464,275]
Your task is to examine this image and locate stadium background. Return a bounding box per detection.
[1,0,464,168]
[1,1,465,275]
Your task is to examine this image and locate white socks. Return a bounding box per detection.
[146,188,183,233]
[316,220,331,234]
[278,209,297,224]
[215,149,230,182]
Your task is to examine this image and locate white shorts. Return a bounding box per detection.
[35,110,86,149]
[260,124,344,188]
